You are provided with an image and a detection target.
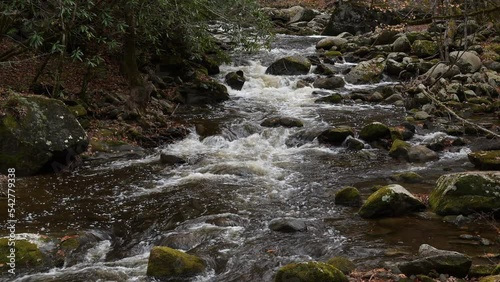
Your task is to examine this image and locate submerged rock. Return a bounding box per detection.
[146,246,205,278]
[317,126,355,146]
[335,186,362,207]
[397,244,472,278]
[0,94,88,176]
[275,261,348,282]
[261,117,304,128]
[468,150,500,170]
[358,184,425,218]
[429,171,500,216]
[266,55,311,75]
[160,153,186,166]
[269,217,307,232]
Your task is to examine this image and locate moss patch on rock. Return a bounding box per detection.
[0,238,44,270]
[358,184,425,218]
[146,246,205,278]
[275,261,348,282]
[468,150,500,170]
[359,122,391,142]
[335,186,362,207]
[326,256,356,275]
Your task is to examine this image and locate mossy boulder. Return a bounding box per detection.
[175,78,229,105]
[429,172,500,216]
[397,244,472,278]
[359,122,391,142]
[275,261,348,282]
[390,171,424,184]
[146,246,205,278]
[225,70,245,90]
[261,117,304,128]
[315,94,344,104]
[411,40,438,58]
[468,150,500,170]
[469,264,497,277]
[327,256,356,275]
[316,37,348,50]
[388,139,411,160]
[317,126,355,146]
[313,76,345,90]
[0,94,89,176]
[358,184,425,218]
[266,56,311,75]
[392,35,411,52]
[480,275,500,282]
[335,186,362,207]
[344,57,386,84]
[0,238,44,270]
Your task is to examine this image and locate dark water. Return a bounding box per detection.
[1,35,498,282]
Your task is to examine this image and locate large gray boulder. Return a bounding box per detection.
[411,40,438,57]
[0,94,89,176]
[397,244,472,278]
[344,57,386,84]
[313,76,345,89]
[429,171,500,216]
[423,63,461,79]
[175,79,229,104]
[269,217,307,232]
[358,184,425,218]
[266,56,311,75]
[316,37,348,50]
[146,246,205,278]
[392,35,411,52]
[449,51,482,73]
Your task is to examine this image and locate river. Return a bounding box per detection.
[2,34,498,282]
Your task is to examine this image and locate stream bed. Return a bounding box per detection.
[1,35,499,282]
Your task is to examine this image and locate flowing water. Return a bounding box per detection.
[1,35,499,282]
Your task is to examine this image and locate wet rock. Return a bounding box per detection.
[0,238,44,271]
[386,59,406,76]
[411,40,438,58]
[469,264,496,278]
[358,184,425,218]
[275,261,348,282]
[0,94,89,176]
[313,76,345,90]
[315,94,343,104]
[397,244,472,278]
[266,55,311,75]
[160,153,186,166]
[225,70,245,90]
[390,123,415,141]
[317,126,355,146]
[268,217,307,232]
[388,139,411,160]
[392,35,411,52]
[468,150,500,170]
[316,37,348,50]
[175,79,229,105]
[359,122,391,142]
[429,171,500,216]
[261,117,304,128]
[146,246,205,278]
[345,137,365,151]
[374,30,399,45]
[327,256,356,275]
[289,7,316,24]
[335,186,362,207]
[313,64,335,75]
[449,51,482,73]
[480,275,500,282]
[407,145,439,163]
[390,171,424,184]
[493,264,500,275]
[344,57,386,84]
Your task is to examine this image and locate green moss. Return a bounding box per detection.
[335,187,361,207]
[416,275,436,282]
[326,256,356,275]
[391,171,424,183]
[388,139,411,159]
[275,261,348,282]
[359,122,391,142]
[325,51,342,57]
[469,264,496,277]
[493,264,500,275]
[480,275,500,282]
[412,40,438,57]
[60,237,80,251]
[0,238,44,269]
[358,184,425,218]
[68,105,87,117]
[146,246,205,278]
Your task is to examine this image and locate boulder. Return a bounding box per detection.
[449,51,482,73]
[386,59,406,76]
[429,171,500,216]
[423,63,461,79]
[358,184,425,218]
[392,35,411,52]
[390,171,424,184]
[313,76,345,90]
[411,40,438,58]
[345,137,365,151]
[315,94,344,104]
[261,117,304,128]
[327,256,356,275]
[289,7,316,24]
[175,79,229,104]
[480,275,500,282]
[397,244,472,278]
[375,30,399,45]
[493,264,500,275]
[321,2,399,36]
[407,145,439,163]
[313,64,335,76]
[266,56,311,75]
[146,246,205,278]
[269,217,307,232]
[0,94,89,176]
[317,127,355,146]
[344,57,386,84]
[335,186,362,207]
[468,150,500,170]
[0,238,44,270]
[359,122,391,142]
[316,37,348,50]
[388,139,411,160]
[160,154,186,166]
[225,70,245,90]
[275,261,348,282]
